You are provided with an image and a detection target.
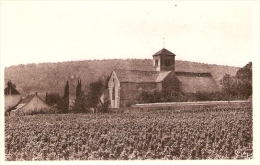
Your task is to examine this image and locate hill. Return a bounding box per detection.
[4,59,239,96]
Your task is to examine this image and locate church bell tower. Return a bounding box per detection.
[153,48,176,72]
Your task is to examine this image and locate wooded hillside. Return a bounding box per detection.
[4,59,239,96]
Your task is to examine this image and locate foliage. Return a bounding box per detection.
[221,74,240,100]
[73,94,87,113]
[236,62,252,80]
[140,90,224,103]
[73,80,87,113]
[220,62,252,100]
[5,105,17,116]
[4,59,239,96]
[193,92,224,101]
[62,81,69,113]
[13,108,58,116]
[99,100,111,113]
[104,76,110,89]
[139,90,179,103]
[86,79,105,108]
[45,93,63,108]
[235,62,252,98]
[5,107,252,160]
[76,80,82,99]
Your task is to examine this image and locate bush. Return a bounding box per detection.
[73,94,87,113]
[99,100,110,113]
[139,90,179,103]
[86,80,104,108]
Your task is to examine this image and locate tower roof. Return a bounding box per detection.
[153,48,176,56]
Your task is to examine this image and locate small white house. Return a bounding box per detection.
[11,93,52,116]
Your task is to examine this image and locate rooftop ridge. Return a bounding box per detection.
[153,48,176,56]
[175,72,212,77]
[114,69,170,73]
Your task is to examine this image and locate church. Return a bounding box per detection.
[107,48,220,108]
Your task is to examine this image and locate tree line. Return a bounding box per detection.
[45,78,110,113]
[220,62,252,100]
[45,62,252,111]
[5,59,239,96]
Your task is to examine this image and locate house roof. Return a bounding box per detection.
[175,72,220,93]
[153,48,176,56]
[4,85,20,95]
[114,69,172,83]
[15,94,49,111]
[155,71,172,82]
[19,94,36,104]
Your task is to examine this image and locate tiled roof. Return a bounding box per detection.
[155,71,172,82]
[14,103,26,111]
[113,70,220,93]
[114,69,171,83]
[13,95,35,111]
[15,94,50,111]
[20,94,35,104]
[175,72,220,93]
[153,48,176,56]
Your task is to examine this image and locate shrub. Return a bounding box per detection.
[139,90,180,103]
[99,100,110,113]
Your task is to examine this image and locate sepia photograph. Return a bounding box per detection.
[0,0,259,164]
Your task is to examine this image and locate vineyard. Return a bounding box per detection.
[5,107,252,160]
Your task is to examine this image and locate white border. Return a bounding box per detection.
[0,1,259,165]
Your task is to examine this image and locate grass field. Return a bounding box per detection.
[5,107,252,160]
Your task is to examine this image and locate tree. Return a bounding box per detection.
[220,62,252,100]
[99,99,110,113]
[74,79,87,113]
[220,74,239,100]
[139,90,179,104]
[86,79,104,108]
[104,76,110,88]
[74,93,87,113]
[45,92,62,107]
[76,79,82,99]
[85,78,111,113]
[236,62,252,99]
[62,80,69,113]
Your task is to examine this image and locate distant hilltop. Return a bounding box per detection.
[4,59,239,96]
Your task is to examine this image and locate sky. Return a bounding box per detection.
[0,1,259,68]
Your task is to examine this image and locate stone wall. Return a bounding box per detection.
[120,82,157,107]
[162,72,180,93]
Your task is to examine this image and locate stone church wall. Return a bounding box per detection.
[120,82,157,107]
